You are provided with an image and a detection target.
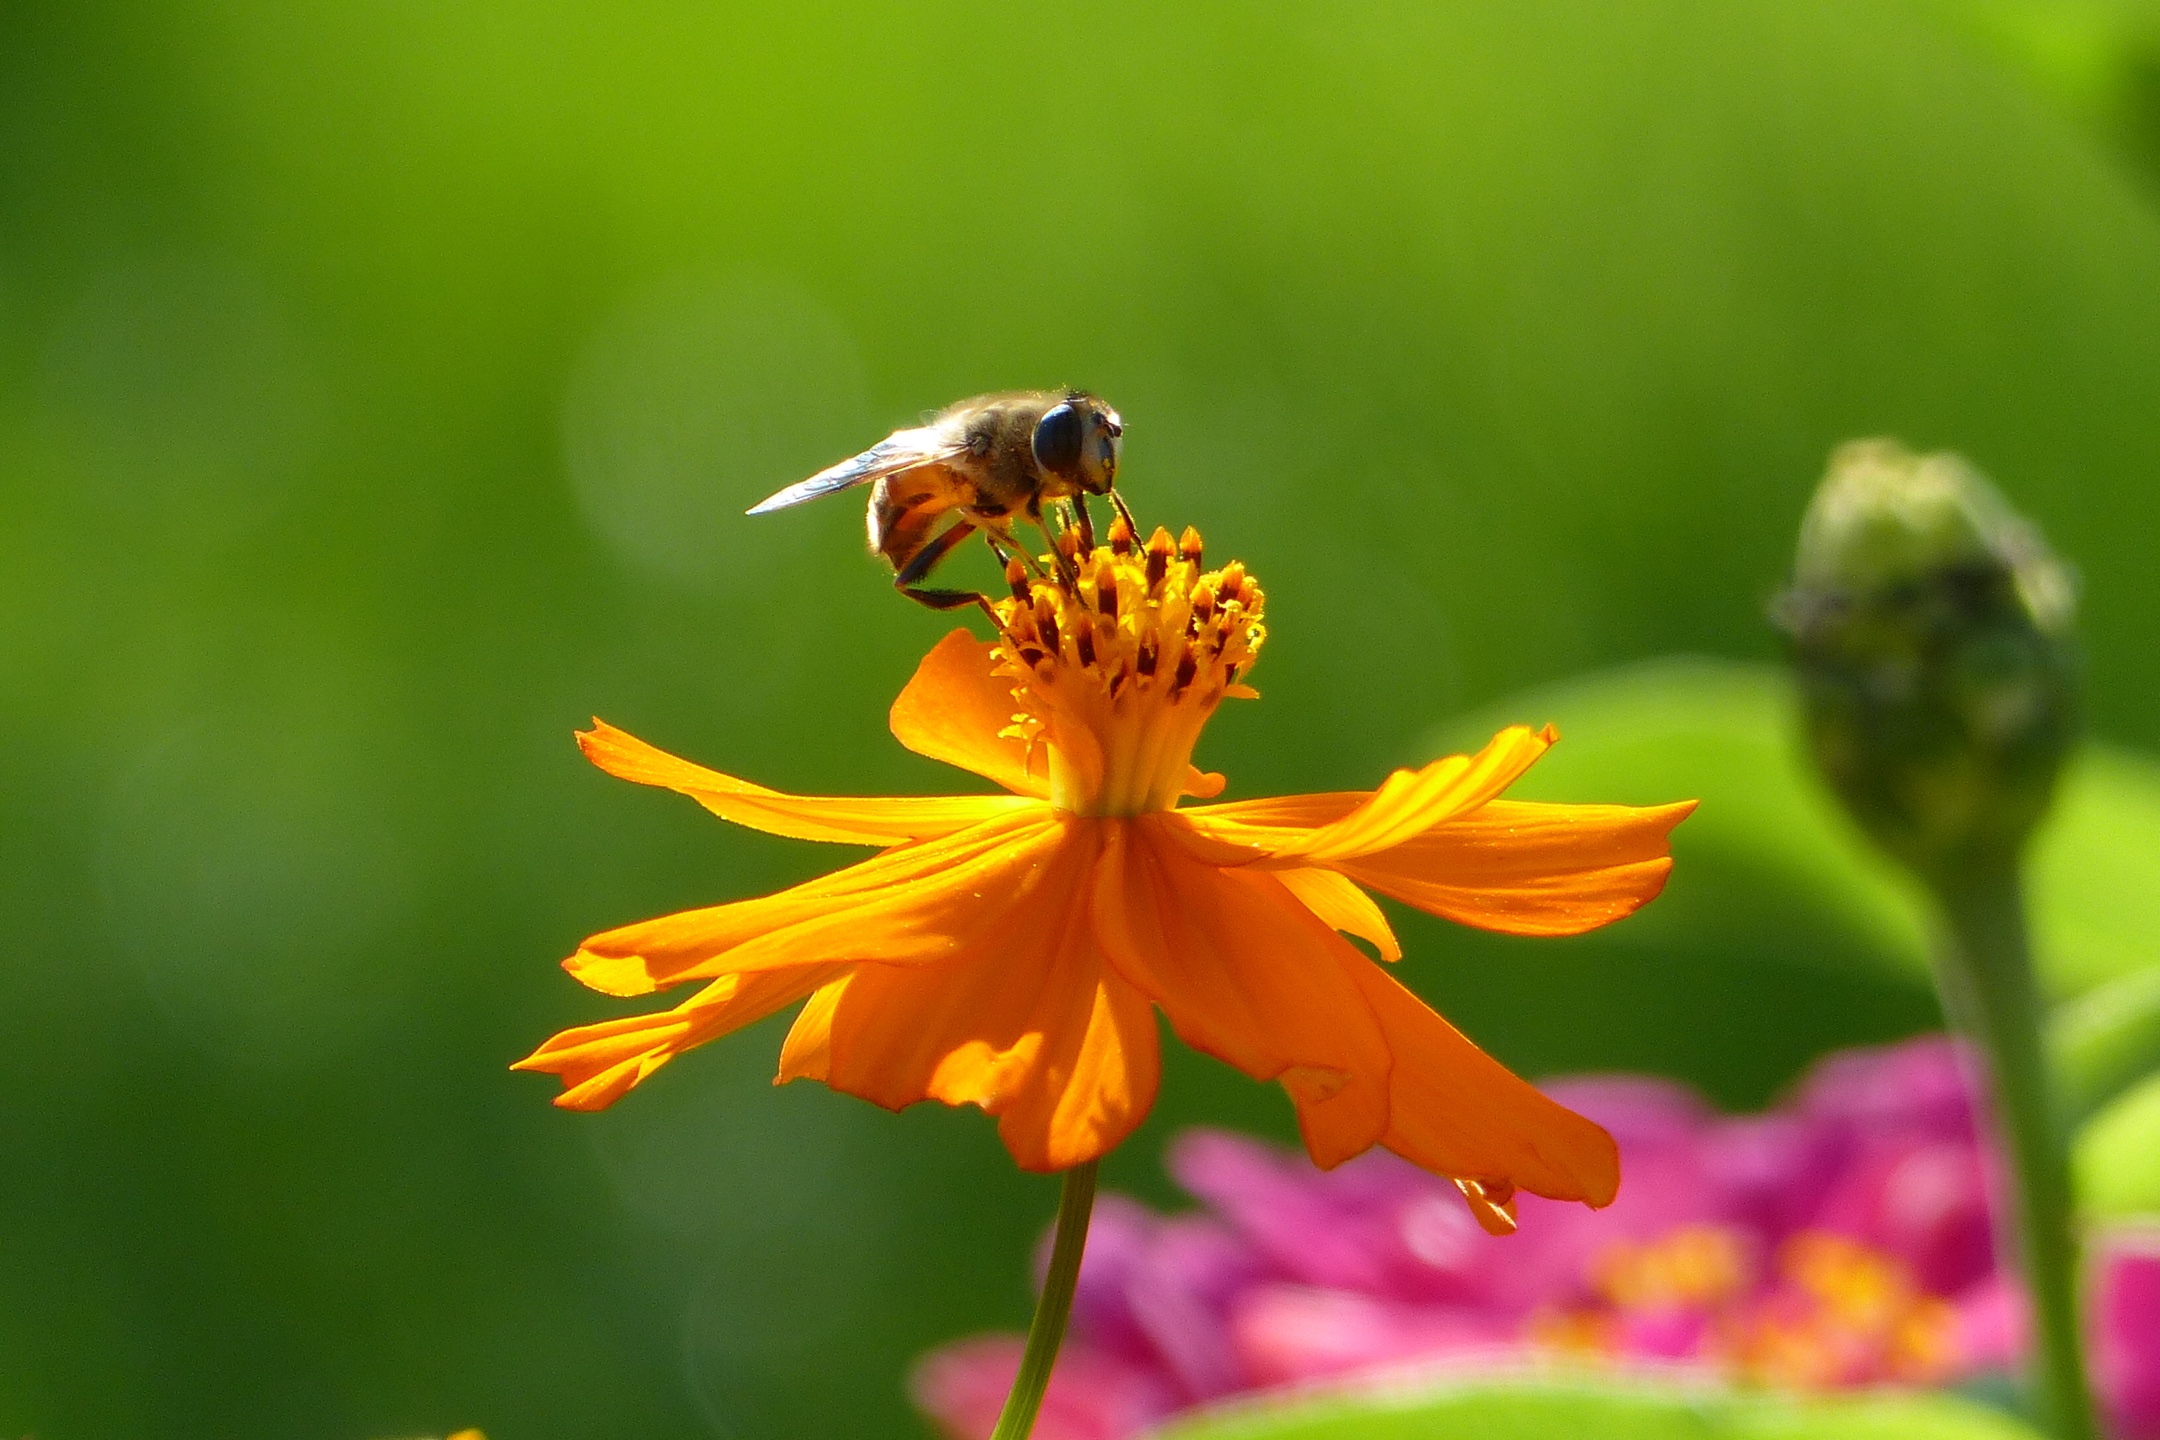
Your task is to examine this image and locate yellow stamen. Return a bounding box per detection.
[1590,1224,1754,1310]
[992,525,1265,816]
[1737,1232,1963,1387]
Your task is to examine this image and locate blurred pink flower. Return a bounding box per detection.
[2097,1230,2160,1440]
[912,1035,2158,1439]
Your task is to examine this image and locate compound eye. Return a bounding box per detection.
[1032,403,1084,474]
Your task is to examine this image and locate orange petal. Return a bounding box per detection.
[566,810,1067,995]
[512,963,845,1110]
[1346,956,1618,1207]
[1220,726,1558,864]
[1273,867,1402,961]
[1091,817,1390,1168]
[889,629,1051,798]
[778,828,1161,1171]
[579,718,1031,845]
[775,976,842,1087]
[1340,798,1695,937]
[1167,791,1366,863]
[1182,766,1227,800]
[1456,1178,1520,1236]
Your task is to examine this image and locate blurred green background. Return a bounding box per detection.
[6,1,2160,1436]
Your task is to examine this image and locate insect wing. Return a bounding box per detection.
[746,426,966,515]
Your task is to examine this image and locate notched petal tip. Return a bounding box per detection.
[1336,794,1699,939]
[1182,766,1227,800]
[516,967,843,1111]
[575,717,631,766]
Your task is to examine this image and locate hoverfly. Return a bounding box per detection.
[747,390,1132,611]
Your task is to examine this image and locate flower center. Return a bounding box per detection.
[992,519,1266,817]
[1530,1226,1963,1387]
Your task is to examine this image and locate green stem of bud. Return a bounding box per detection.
[988,1161,1098,1440]
[1934,869,2096,1440]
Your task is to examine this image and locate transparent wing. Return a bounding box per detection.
[746,426,967,515]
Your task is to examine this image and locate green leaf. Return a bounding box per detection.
[2076,1068,2160,1220]
[1436,659,2160,1002]
[1153,1373,2042,1440]
[2027,745,2160,995]
[2050,965,2160,1126]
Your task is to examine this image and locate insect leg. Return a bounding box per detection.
[1035,516,1078,587]
[894,518,1004,627]
[982,522,1045,579]
[1070,494,1098,555]
[893,515,979,591]
[1108,489,1138,537]
[982,529,1027,575]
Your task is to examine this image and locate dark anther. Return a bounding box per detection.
[1095,571,1118,618]
[1137,636,1158,676]
[1109,515,1137,555]
[1178,526,1204,566]
[1075,628,1095,668]
[1171,651,1199,693]
[1144,528,1174,592]
[1005,558,1031,601]
[1018,646,1046,669]
[1191,581,1217,625]
[1038,614,1060,655]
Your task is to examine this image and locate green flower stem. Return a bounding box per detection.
[989,1160,1099,1440]
[1936,870,2095,1440]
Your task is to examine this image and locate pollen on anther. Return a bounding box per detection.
[1005,559,1031,600]
[1191,580,1218,625]
[1108,515,1136,555]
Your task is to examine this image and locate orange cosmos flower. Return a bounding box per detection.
[517,523,1693,1233]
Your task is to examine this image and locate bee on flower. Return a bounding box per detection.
[517,514,1694,1236]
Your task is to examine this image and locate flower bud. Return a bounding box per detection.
[1779,440,2078,887]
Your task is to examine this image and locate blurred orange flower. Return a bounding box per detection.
[517,524,1693,1232]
